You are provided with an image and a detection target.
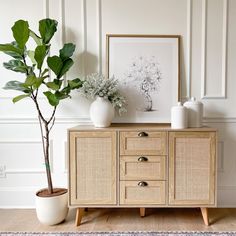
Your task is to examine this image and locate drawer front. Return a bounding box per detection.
[120,131,167,155]
[120,156,166,180]
[120,181,166,205]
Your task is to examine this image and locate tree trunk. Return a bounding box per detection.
[44,124,53,194]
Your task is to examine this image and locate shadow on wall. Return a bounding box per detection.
[79,51,99,75]
[64,28,99,77]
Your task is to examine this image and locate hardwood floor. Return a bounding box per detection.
[0,208,236,232]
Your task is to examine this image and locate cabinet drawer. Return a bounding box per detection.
[120,131,167,155]
[120,156,166,180]
[120,181,166,205]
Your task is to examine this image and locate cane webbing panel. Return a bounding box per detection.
[120,131,167,155]
[126,138,161,151]
[120,156,166,180]
[120,181,165,205]
[174,137,210,201]
[75,135,115,204]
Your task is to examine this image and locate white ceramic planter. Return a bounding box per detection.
[90,96,115,127]
[35,190,68,225]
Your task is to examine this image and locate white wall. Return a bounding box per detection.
[0,0,235,207]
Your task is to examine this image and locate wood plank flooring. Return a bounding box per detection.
[0,208,236,232]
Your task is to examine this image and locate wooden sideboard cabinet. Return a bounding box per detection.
[68,124,217,226]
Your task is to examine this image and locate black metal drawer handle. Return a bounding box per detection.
[138,181,148,187]
[138,156,148,162]
[138,132,148,137]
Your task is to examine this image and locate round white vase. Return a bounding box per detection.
[90,96,115,128]
[35,189,68,225]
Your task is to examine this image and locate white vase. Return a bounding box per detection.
[183,97,203,127]
[35,189,68,225]
[171,102,188,129]
[90,96,115,127]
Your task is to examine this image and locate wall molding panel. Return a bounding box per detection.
[221,0,228,99]
[59,0,66,48]
[186,0,192,98]
[201,0,228,99]
[218,186,236,207]
[97,0,102,74]
[203,117,236,123]
[218,141,225,172]
[2,116,236,124]
[0,117,91,124]
[63,140,68,173]
[0,186,43,208]
[43,0,49,18]
[82,0,87,76]
[0,140,54,174]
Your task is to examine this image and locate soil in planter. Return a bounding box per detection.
[36,188,67,198]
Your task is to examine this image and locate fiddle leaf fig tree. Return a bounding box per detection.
[0,19,82,195]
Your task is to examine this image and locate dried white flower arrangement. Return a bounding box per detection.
[79,73,127,115]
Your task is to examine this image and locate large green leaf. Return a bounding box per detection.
[3,60,28,73]
[46,81,60,90]
[29,30,42,46]
[43,91,59,106]
[11,20,29,49]
[34,77,45,89]
[34,45,47,69]
[6,41,24,59]
[55,91,70,100]
[13,94,30,103]
[47,56,63,77]
[3,81,31,93]
[27,50,37,64]
[59,43,75,61]
[24,75,37,86]
[0,43,23,57]
[4,51,22,60]
[61,85,70,95]
[39,19,58,44]
[68,78,83,89]
[58,58,74,78]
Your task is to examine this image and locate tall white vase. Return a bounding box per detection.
[90,96,115,127]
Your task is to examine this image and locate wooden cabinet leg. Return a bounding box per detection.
[140,208,146,217]
[200,207,209,226]
[75,208,84,226]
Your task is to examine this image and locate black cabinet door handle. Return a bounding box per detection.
[138,156,148,162]
[138,132,148,137]
[138,181,148,187]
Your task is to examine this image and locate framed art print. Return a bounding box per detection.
[106,34,180,123]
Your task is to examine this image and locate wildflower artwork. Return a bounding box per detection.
[123,55,162,112]
[107,35,180,123]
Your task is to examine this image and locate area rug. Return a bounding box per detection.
[1,232,236,236]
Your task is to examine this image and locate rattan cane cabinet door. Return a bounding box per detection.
[169,132,216,205]
[69,131,116,206]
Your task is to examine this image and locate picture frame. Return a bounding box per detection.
[106,34,180,123]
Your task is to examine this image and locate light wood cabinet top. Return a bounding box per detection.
[68,123,217,132]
